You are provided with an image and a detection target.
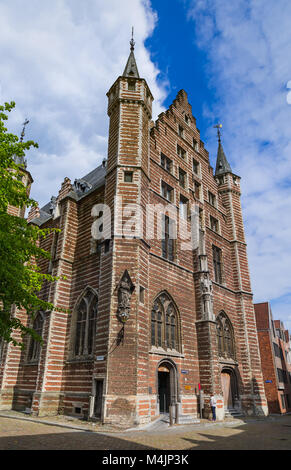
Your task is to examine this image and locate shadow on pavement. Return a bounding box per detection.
[0,430,156,450]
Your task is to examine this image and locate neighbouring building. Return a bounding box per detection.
[254,302,291,414]
[0,38,268,424]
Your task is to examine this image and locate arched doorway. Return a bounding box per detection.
[221,368,238,409]
[157,360,178,414]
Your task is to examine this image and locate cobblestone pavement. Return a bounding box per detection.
[0,410,291,450]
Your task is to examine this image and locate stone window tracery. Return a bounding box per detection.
[216,312,235,360]
[151,293,180,352]
[74,289,98,358]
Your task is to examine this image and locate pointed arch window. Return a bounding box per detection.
[27,312,44,362]
[216,312,235,360]
[74,289,98,358]
[151,293,180,352]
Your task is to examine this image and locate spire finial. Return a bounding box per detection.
[213,123,222,144]
[20,118,29,142]
[130,26,135,52]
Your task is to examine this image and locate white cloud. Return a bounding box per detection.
[0,0,167,206]
[187,0,291,331]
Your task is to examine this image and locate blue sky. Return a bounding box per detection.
[0,0,290,331]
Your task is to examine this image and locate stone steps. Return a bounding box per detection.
[224,407,244,418]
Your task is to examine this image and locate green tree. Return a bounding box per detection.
[0,101,59,347]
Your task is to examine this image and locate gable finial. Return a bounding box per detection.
[213,123,222,144]
[130,26,135,52]
[20,118,29,142]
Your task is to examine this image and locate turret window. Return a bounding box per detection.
[124,171,133,182]
[128,80,136,91]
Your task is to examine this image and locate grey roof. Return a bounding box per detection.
[32,163,107,225]
[215,141,232,176]
[123,50,140,78]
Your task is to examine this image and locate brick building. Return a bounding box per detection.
[0,40,268,424]
[254,302,291,414]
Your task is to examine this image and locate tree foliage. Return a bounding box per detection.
[0,102,59,346]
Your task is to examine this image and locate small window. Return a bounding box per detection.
[194,181,201,200]
[161,181,174,202]
[179,195,188,220]
[178,125,184,138]
[210,215,219,233]
[213,245,223,283]
[193,158,200,176]
[193,138,199,152]
[177,144,186,160]
[124,171,133,182]
[128,80,136,91]
[139,286,145,304]
[208,191,216,207]
[161,153,172,173]
[179,168,186,188]
[185,115,189,124]
[217,175,225,185]
[162,215,175,261]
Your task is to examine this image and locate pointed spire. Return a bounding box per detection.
[214,124,232,176]
[122,27,140,78]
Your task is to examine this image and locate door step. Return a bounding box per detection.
[224,407,244,418]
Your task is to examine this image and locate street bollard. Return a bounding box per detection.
[169,404,174,426]
[175,402,180,424]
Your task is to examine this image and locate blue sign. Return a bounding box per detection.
[181,370,189,374]
[265,380,272,383]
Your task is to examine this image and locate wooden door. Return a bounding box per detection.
[221,372,233,408]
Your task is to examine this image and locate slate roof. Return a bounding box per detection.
[30,163,106,226]
[215,141,232,176]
